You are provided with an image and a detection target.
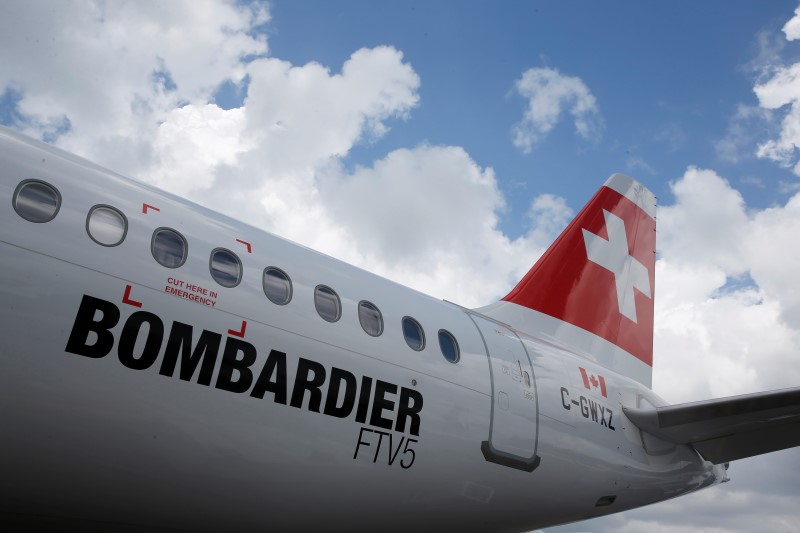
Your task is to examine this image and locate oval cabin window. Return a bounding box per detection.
[402,316,425,351]
[151,228,188,268]
[87,205,127,247]
[13,180,61,223]
[314,285,341,322]
[263,267,292,305]
[358,301,383,337]
[438,330,460,363]
[210,248,242,288]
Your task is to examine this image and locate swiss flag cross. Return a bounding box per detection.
[502,179,656,366]
[579,367,607,398]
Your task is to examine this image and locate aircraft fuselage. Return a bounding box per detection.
[0,128,724,532]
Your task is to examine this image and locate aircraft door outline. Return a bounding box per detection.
[469,314,541,472]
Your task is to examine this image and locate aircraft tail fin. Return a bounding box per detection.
[479,174,657,387]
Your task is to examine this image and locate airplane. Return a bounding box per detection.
[0,123,798,532]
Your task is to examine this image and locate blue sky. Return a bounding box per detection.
[2,1,800,531]
[259,0,800,235]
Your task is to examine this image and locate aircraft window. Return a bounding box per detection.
[314,285,341,322]
[402,317,425,351]
[86,205,127,247]
[263,267,292,305]
[151,228,187,268]
[210,248,242,288]
[358,301,383,337]
[13,179,61,223]
[438,330,460,363]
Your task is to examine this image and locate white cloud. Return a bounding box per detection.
[240,47,419,177]
[653,168,800,401]
[754,9,800,175]
[0,0,267,172]
[657,168,749,275]
[526,194,574,248]
[511,67,603,153]
[783,7,800,41]
[144,104,252,194]
[745,191,800,328]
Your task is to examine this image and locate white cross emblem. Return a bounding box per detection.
[582,210,651,323]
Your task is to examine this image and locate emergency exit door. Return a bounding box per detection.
[470,314,540,472]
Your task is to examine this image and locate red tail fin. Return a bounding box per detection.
[482,174,656,385]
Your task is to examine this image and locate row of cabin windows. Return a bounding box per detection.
[12,179,461,363]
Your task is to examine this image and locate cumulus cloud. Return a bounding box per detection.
[753,8,800,176]
[654,168,800,401]
[512,67,603,153]
[783,7,800,41]
[143,104,252,193]
[241,48,420,177]
[0,0,267,173]
[658,168,749,274]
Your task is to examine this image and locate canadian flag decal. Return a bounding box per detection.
[579,367,607,397]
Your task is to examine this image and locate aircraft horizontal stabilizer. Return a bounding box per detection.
[624,387,800,463]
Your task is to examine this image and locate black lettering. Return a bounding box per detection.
[580,396,589,418]
[353,427,373,460]
[65,295,120,358]
[395,387,422,436]
[355,376,373,424]
[215,337,257,393]
[599,405,608,427]
[323,367,357,418]
[290,358,326,412]
[369,380,397,431]
[561,387,570,410]
[607,408,615,431]
[160,322,221,386]
[118,311,164,370]
[373,430,389,463]
[388,435,404,466]
[250,350,288,404]
[400,438,417,469]
[589,399,598,422]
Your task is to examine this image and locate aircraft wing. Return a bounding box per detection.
[624,387,800,464]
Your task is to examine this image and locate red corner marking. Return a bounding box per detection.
[236,239,252,253]
[228,320,247,338]
[122,284,143,308]
[142,203,161,214]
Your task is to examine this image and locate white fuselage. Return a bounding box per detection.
[0,129,724,532]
